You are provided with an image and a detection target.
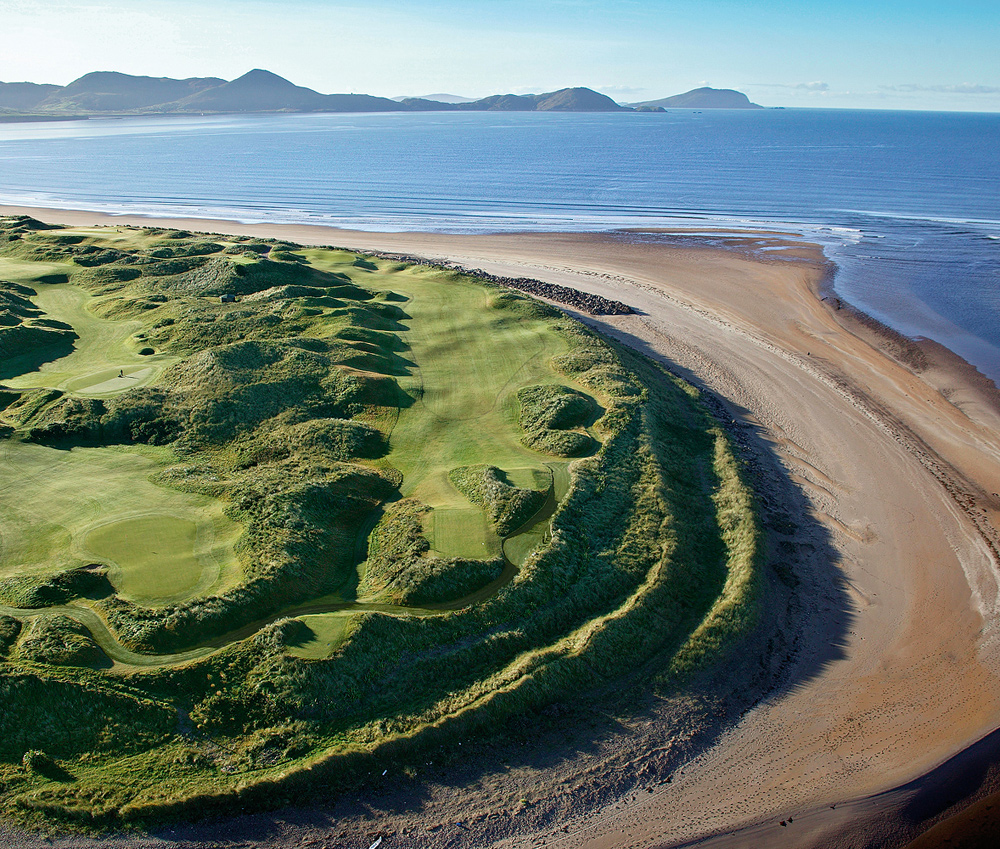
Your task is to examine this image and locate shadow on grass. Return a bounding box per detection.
[0,336,75,380]
[118,334,852,849]
[600,322,852,696]
[24,755,76,783]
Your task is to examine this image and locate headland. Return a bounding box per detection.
[1,204,999,849]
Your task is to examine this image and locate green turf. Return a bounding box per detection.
[431,507,498,559]
[2,282,177,396]
[84,514,228,603]
[0,220,763,832]
[504,466,553,492]
[64,365,157,397]
[285,612,356,660]
[0,441,241,604]
[303,256,598,511]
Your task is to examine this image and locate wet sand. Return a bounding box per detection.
[3,205,1000,848]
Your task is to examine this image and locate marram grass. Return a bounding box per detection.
[0,216,761,831]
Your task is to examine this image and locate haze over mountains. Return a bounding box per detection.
[0,69,763,117]
[392,93,477,104]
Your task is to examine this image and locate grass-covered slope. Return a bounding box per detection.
[449,464,547,536]
[0,216,762,831]
[0,280,77,378]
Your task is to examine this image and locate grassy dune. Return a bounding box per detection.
[0,217,762,831]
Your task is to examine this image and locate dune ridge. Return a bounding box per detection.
[2,205,999,849]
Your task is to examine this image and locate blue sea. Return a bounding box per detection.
[0,109,998,381]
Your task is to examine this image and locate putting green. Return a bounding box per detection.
[504,466,553,492]
[431,507,498,559]
[0,442,242,603]
[85,514,223,603]
[286,612,357,660]
[64,365,158,397]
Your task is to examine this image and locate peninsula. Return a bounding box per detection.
[1,205,999,849]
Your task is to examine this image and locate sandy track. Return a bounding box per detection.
[3,208,1000,848]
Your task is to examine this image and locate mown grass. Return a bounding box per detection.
[0,217,763,832]
[0,441,241,606]
[85,516,212,603]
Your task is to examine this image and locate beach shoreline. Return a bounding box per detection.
[3,201,998,414]
[3,204,1000,849]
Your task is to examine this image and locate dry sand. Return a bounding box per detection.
[3,206,1000,848]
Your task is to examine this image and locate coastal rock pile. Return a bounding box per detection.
[451,265,635,315]
[365,251,634,316]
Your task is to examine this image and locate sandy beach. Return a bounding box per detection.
[3,204,1000,848]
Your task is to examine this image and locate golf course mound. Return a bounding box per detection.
[0,217,762,831]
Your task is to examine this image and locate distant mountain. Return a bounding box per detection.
[401,87,629,113]
[0,72,763,117]
[630,87,762,109]
[171,69,401,113]
[531,87,627,111]
[0,81,61,111]
[171,69,323,112]
[36,71,224,112]
[392,93,476,103]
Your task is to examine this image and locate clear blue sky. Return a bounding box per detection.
[2,0,998,110]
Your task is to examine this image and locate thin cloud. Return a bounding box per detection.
[881,83,1000,94]
[753,81,830,92]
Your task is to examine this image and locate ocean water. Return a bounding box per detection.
[0,109,998,380]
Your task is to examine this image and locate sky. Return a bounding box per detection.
[1,0,998,111]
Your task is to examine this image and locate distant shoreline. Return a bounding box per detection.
[0,71,762,116]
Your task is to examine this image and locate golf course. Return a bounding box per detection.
[0,215,760,831]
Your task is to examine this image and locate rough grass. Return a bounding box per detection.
[448,464,547,536]
[0,615,23,654]
[516,383,599,456]
[17,615,109,667]
[0,565,110,609]
[0,219,763,831]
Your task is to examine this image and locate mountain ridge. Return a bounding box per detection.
[0,71,764,116]
[629,86,763,109]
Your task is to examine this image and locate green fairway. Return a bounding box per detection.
[386,267,585,508]
[3,282,176,396]
[0,219,762,832]
[0,256,75,286]
[302,254,596,512]
[0,441,242,604]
